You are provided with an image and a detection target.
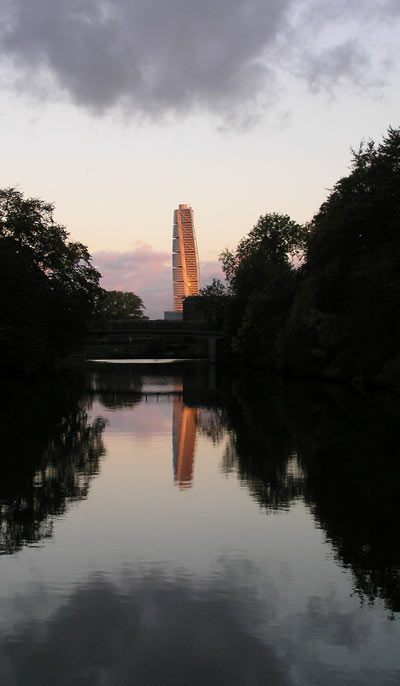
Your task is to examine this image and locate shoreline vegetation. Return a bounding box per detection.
[1,126,399,388]
[209,126,400,389]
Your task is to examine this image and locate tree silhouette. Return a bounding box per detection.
[278,126,400,384]
[0,188,102,371]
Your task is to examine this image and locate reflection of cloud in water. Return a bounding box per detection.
[0,565,288,686]
[91,399,171,440]
[1,560,398,686]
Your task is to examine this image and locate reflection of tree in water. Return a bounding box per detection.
[221,381,305,511]
[196,406,227,445]
[0,372,106,555]
[222,378,400,613]
[223,436,305,512]
[293,384,400,615]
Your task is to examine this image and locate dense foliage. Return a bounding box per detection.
[0,188,102,373]
[98,290,147,320]
[219,127,400,386]
[279,126,400,384]
[219,213,306,367]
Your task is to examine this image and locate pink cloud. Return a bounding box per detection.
[92,244,225,319]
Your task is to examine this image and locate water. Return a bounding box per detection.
[0,361,399,685]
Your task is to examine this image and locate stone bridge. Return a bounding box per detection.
[83,320,224,362]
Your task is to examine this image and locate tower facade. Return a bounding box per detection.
[172,204,200,311]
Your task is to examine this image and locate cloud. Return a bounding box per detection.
[300,41,375,94]
[288,1,396,93]
[0,0,398,123]
[0,0,289,122]
[93,243,171,318]
[92,243,224,318]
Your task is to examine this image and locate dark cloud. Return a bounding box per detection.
[301,41,374,93]
[0,0,288,119]
[93,244,224,318]
[0,0,398,122]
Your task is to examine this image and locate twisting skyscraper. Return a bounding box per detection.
[172,204,200,311]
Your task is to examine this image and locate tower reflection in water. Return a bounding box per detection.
[172,385,198,490]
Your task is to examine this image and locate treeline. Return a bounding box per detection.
[0,189,146,374]
[216,126,400,386]
[0,189,103,374]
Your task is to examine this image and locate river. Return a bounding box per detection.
[0,360,399,685]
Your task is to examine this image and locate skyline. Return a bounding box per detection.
[1,0,399,317]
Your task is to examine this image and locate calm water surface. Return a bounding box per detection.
[0,361,399,685]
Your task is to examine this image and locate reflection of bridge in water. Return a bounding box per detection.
[87,360,218,490]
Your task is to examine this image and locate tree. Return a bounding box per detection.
[199,278,228,297]
[219,213,306,366]
[0,188,102,371]
[99,290,147,320]
[278,126,400,384]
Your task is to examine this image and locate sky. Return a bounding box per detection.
[1,0,399,318]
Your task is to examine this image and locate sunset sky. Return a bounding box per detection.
[1,0,399,317]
